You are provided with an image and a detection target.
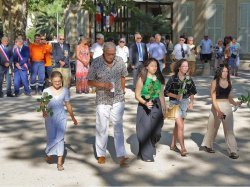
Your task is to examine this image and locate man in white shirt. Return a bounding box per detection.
[173,35,189,61]
[90,33,104,60]
[116,38,129,67]
[148,34,167,71]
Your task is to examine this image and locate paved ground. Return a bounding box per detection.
[0,71,250,186]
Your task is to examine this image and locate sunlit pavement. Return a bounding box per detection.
[0,71,249,186]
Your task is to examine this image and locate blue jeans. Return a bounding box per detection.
[14,70,30,95]
[45,66,53,79]
[30,62,45,91]
[0,65,12,95]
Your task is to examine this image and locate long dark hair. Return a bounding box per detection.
[214,64,231,94]
[173,59,188,75]
[138,58,165,84]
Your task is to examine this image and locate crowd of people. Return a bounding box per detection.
[0,32,242,171]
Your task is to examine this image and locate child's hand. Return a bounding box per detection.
[43,111,48,118]
[72,117,78,126]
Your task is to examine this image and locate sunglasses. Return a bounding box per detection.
[119,41,125,43]
[59,38,64,40]
[136,37,142,39]
[41,38,46,40]
[97,38,102,40]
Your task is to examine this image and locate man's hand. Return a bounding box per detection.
[4,62,9,67]
[59,61,65,67]
[162,63,166,69]
[16,63,22,70]
[103,82,113,90]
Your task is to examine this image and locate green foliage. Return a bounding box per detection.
[238,92,250,107]
[36,92,53,116]
[26,27,36,42]
[28,0,64,39]
[178,76,191,95]
[129,11,171,37]
[145,79,160,100]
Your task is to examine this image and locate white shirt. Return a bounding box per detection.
[91,43,103,59]
[149,42,167,60]
[173,43,189,60]
[116,45,129,63]
[200,39,213,54]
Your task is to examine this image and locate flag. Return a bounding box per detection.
[110,4,117,26]
[95,3,103,24]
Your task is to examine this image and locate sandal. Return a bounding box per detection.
[180,149,188,157]
[170,145,179,152]
[57,164,64,171]
[44,155,53,164]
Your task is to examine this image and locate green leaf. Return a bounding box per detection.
[36,108,41,112]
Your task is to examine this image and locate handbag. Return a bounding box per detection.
[231,53,237,59]
[166,104,179,119]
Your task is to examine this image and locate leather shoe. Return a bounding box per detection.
[120,157,129,167]
[203,146,215,153]
[97,156,106,164]
[7,94,14,97]
[229,152,239,159]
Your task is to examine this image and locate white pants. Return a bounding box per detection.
[96,102,127,157]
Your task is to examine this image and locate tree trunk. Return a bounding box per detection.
[2,0,28,45]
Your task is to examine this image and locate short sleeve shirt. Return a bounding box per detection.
[164,75,197,100]
[200,39,213,54]
[173,43,189,60]
[87,55,128,105]
[90,43,103,59]
[149,42,167,60]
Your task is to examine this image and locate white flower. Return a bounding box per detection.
[152,75,157,81]
[185,75,190,80]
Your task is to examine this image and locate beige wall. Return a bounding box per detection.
[225,0,238,37]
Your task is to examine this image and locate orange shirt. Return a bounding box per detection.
[43,44,52,67]
[29,43,46,62]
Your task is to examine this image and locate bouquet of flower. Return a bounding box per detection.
[178,75,192,100]
[36,92,53,116]
[144,77,160,100]
[233,92,250,112]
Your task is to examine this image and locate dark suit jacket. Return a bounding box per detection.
[13,45,30,71]
[129,42,148,66]
[52,43,70,68]
[0,45,12,67]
